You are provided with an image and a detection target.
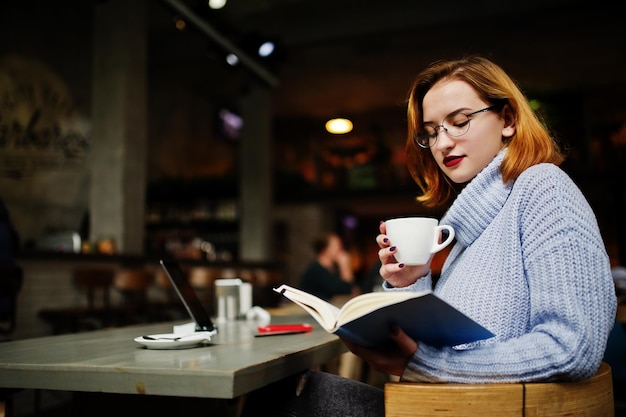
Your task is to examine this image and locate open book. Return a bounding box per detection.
[274,284,494,349]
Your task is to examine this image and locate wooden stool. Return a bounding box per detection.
[217,267,238,279]
[75,268,115,310]
[253,268,283,307]
[154,266,175,299]
[113,268,154,325]
[149,267,187,321]
[114,268,154,299]
[236,268,256,284]
[188,267,220,316]
[38,267,115,334]
[385,361,614,417]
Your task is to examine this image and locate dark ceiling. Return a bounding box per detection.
[150,0,626,126]
[4,0,623,128]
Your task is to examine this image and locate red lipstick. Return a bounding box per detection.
[443,156,464,167]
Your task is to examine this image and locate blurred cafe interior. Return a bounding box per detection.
[1,0,626,415]
[1,0,626,352]
[0,0,626,338]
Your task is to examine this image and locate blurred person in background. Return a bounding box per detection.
[298,232,359,302]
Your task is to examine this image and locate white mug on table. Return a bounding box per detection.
[215,278,253,320]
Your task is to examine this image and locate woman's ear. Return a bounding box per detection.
[501,105,516,139]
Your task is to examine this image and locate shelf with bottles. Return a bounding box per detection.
[145,227,239,262]
[146,199,239,227]
[144,196,240,261]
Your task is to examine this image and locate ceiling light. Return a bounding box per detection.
[174,16,186,31]
[225,53,239,66]
[208,0,227,9]
[258,41,275,57]
[325,118,353,134]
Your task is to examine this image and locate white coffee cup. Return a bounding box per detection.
[385,217,455,265]
[215,278,242,321]
[239,282,253,317]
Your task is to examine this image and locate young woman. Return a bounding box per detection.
[350,54,616,383]
[241,56,616,416]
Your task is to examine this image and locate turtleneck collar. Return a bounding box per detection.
[440,149,512,247]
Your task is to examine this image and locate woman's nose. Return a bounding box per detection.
[433,129,455,149]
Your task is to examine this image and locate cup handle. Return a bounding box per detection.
[431,225,455,253]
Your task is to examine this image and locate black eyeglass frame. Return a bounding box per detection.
[413,105,498,149]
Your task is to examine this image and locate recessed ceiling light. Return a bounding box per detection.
[258,41,275,57]
[226,53,239,66]
[208,0,227,10]
[325,118,353,134]
[174,17,186,31]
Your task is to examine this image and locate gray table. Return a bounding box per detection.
[0,316,347,399]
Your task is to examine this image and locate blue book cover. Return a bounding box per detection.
[275,285,494,349]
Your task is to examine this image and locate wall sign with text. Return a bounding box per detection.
[0,55,90,179]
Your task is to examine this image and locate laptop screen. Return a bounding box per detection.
[159,260,216,332]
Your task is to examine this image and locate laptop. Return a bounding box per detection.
[159,260,217,333]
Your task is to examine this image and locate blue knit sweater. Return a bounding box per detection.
[394,150,616,383]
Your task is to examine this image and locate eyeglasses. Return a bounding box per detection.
[413,105,497,149]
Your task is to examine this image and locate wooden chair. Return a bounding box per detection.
[154,266,176,301]
[253,268,283,307]
[38,267,115,334]
[384,361,614,417]
[236,267,256,284]
[217,267,238,279]
[112,268,154,325]
[75,268,115,312]
[188,266,220,316]
[147,267,187,321]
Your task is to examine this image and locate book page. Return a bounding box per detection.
[274,285,341,329]
[336,290,431,327]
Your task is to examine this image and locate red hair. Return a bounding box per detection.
[406,56,564,208]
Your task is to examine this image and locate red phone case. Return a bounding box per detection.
[256,323,313,336]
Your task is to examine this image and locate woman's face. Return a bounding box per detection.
[325,235,344,258]
[422,79,512,184]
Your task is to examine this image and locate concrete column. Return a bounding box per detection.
[239,87,273,262]
[90,0,147,254]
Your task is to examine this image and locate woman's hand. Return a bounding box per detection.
[377,221,431,288]
[341,326,417,376]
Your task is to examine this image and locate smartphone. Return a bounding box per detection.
[255,323,313,337]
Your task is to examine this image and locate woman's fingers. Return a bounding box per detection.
[376,233,390,249]
[389,326,418,357]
